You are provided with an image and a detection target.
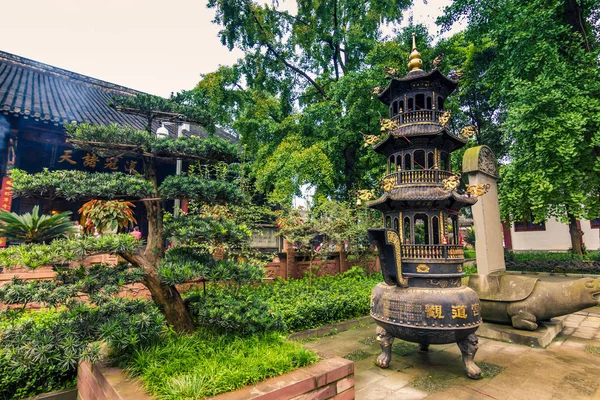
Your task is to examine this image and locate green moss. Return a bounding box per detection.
[358,336,378,346]
[479,362,504,379]
[585,345,600,356]
[123,330,318,399]
[411,372,457,392]
[391,341,419,356]
[343,349,376,362]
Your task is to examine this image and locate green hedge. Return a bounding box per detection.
[505,251,600,274]
[186,267,382,333]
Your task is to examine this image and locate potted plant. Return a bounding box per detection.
[79,200,137,234]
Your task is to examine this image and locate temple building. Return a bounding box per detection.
[0,50,235,242]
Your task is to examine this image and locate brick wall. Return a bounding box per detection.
[77,357,354,400]
[213,357,355,400]
[267,249,380,280]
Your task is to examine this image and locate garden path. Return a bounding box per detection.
[303,307,600,399]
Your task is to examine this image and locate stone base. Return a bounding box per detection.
[477,317,565,348]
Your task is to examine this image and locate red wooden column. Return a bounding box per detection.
[0,137,17,247]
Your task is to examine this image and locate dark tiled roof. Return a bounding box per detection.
[0,50,238,142]
[0,50,146,128]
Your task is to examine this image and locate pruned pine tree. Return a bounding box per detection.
[3,94,244,333]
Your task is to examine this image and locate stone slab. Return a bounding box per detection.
[288,316,373,341]
[477,317,565,348]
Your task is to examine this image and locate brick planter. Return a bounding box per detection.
[77,357,354,400]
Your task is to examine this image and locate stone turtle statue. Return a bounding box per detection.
[467,274,600,330]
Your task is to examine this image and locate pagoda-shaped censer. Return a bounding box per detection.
[365,35,482,379]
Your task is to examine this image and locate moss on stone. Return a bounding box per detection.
[343,349,376,361]
[392,341,419,356]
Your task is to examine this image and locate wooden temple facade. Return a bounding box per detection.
[0,50,236,244]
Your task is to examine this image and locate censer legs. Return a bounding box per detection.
[457,333,482,379]
[375,325,394,368]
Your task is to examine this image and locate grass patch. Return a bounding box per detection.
[411,372,457,392]
[391,341,419,356]
[479,362,504,379]
[358,336,378,346]
[343,349,376,362]
[585,345,600,356]
[123,329,318,400]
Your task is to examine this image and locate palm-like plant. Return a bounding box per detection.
[0,206,75,243]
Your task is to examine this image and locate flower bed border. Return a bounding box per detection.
[77,356,354,400]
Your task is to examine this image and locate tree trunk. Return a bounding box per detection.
[121,252,195,333]
[142,156,164,265]
[343,145,357,195]
[567,213,583,256]
[134,154,193,332]
[144,273,195,334]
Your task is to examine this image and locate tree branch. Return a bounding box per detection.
[249,6,329,99]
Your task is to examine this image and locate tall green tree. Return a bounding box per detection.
[189,1,443,204]
[439,0,600,254]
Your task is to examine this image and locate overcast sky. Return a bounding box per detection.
[1,0,458,97]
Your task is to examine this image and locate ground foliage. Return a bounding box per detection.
[504,250,600,274]
[0,262,164,400]
[0,300,164,400]
[186,267,382,333]
[122,329,317,400]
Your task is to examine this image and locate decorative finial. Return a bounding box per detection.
[408,33,423,72]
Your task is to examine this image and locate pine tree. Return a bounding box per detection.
[2,94,245,333]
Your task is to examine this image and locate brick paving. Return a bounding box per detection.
[303,307,600,400]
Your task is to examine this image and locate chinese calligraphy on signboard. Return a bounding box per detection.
[56,149,139,174]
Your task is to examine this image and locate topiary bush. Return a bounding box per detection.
[187,293,284,335]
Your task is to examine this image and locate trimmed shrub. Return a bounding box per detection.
[505,251,600,274]
[188,293,285,335]
[186,267,382,333]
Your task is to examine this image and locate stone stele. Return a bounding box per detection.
[462,145,505,275]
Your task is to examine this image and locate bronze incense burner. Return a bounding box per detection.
[366,34,482,379]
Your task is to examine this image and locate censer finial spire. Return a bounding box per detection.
[408,33,423,72]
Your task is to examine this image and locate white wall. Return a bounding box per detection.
[510,218,600,251]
